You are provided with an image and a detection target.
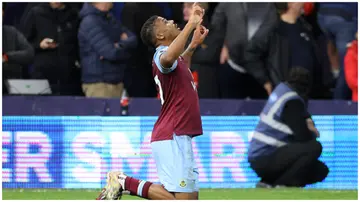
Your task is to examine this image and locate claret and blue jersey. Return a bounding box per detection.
[150,46,203,143]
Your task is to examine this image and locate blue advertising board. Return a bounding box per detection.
[2,115,358,189]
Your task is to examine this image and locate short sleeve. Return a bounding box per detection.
[153,46,178,74]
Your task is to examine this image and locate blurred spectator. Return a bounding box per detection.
[303,2,315,16]
[78,3,137,98]
[19,3,41,33]
[317,3,358,100]
[22,3,80,95]
[181,2,223,98]
[302,3,325,39]
[302,3,340,79]
[211,3,277,99]
[245,3,333,99]
[121,3,168,97]
[68,3,84,12]
[302,3,335,88]
[3,3,27,28]
[3,3,34,94]
[344,33,358,102]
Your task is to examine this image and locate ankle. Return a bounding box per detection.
[124,177,153,199]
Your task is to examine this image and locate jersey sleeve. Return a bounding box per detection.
[153,46,178,74]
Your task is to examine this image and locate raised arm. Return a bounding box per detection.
[181,25,209,63]
[159,4,204,68]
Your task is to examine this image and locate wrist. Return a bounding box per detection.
[189,42,198,49]
[185,21,197,30]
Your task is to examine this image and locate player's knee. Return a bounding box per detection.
[163,194,176,200]
[309,140,322,158]
[318,162,329,181]
[190,192,199,200]
[174,192,198,200]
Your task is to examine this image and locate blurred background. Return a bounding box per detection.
[2,2,358,101]
[2,2,358,199]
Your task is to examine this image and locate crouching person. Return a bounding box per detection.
[248,67,329,188]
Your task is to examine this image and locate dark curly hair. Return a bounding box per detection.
[140,15,158,48]
[287,66,312,102]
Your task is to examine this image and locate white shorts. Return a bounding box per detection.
[151,134,199,193]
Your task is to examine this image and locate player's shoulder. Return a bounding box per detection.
[153,45,179,74]
[153,46,165,64]
[154,45,168,55]
[153,45,167,62]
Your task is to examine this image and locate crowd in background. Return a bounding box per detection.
[2,2,358,101]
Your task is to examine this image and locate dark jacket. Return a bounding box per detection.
[211,3,277,66]
[3,25,34,67]
[22,4,79,76]
[78,3,137,84]
[3,25,34,88]
[244,17,333,99]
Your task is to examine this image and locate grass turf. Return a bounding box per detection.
[2,188,358,200]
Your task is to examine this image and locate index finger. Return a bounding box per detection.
[192,3,204,12]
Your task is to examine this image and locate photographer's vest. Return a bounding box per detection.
[248,83,303,160]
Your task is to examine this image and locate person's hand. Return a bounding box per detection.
[3,54,8,63]
[190,24,209,47]
[264,82,273,95]
[220,45,229,64]
[100,42,121,60]
[188,3,204,29]
[307,118,320,138]
[120,32,128,40]
[40,38,57,49]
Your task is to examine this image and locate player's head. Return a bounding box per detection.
[141,15,181,48]
[287,66,312,100]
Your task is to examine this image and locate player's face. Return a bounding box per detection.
[155,17,181,41]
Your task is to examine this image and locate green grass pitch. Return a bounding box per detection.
[2,188,357,200]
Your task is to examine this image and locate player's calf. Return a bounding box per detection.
[120,173,198,200]
[120,172,176,200]
[99,171,175,200]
